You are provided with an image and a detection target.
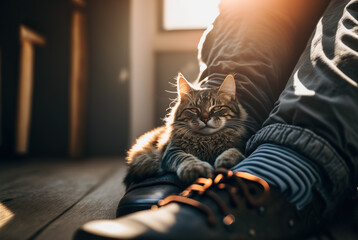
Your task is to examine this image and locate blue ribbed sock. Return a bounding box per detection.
[231,143,322,210]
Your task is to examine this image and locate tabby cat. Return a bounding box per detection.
[124,73,248,186]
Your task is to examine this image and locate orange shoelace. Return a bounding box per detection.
[152,169,270,227]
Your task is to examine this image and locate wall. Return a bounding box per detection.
[129,0,203,143]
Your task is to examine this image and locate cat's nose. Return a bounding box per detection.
[202,118,210,124]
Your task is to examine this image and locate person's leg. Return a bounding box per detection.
[234,0,358,217]
[198,0,329,136]
[73,0,358,239]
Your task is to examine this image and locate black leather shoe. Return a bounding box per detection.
[117,173,188,217]
[75,169,324,240]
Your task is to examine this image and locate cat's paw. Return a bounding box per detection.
[214,148,245,169]
[177,157,214,184]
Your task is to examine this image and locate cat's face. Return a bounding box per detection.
[172,74,246,135]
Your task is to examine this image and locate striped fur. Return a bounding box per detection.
[124,74,247,186]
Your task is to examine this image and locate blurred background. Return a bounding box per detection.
[0,0,219,159]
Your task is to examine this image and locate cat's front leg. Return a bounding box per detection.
[163,147,214,184]
[177,155,214,184]
[214,148,245,169]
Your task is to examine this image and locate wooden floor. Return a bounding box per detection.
[0,158,127,240]
[0,158,357,240]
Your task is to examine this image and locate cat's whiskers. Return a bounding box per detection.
[126,74,250,185]
[230,119,259,132]
[225,119,252,130]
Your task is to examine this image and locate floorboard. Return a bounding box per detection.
[0,158,357,240]
[35,161,126,240]
[0,158,125,240]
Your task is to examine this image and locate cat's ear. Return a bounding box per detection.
[177,73,192,101]
[218,74,236,100]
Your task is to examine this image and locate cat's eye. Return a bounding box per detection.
[182,108,200,117]
[185,108,200,114]
[178,108,200,121]
[210,106,223,113]
[210,106,231,116]
[210,106,225,113]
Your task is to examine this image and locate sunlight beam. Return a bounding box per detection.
[0,203,15,229]
[163,0,220,30]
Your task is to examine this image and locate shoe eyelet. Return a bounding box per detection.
[151,205,159,210]
[223,214,235,226]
